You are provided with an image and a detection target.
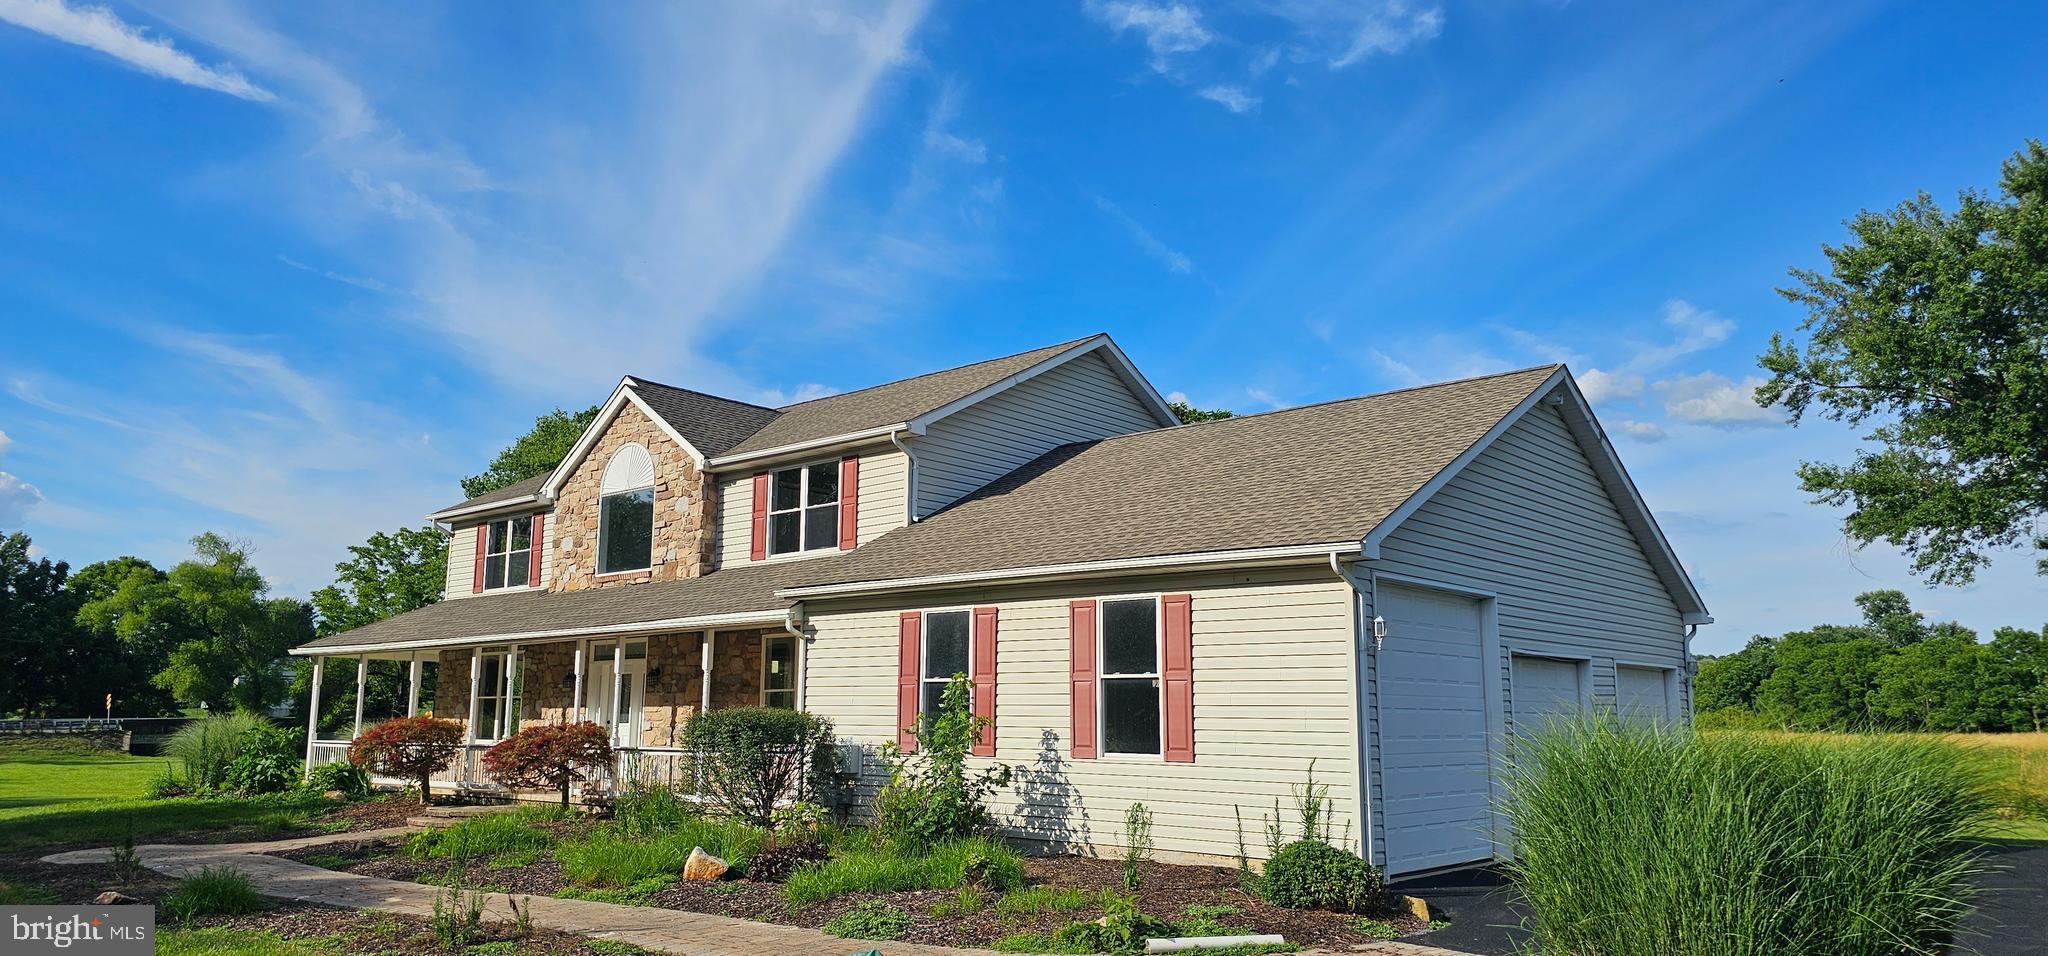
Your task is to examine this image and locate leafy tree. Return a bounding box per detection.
[1754,626,1890,730]
[1692,636,1778,713]
[1854,590,1930,647]
[79,533,311,712]
[459,405,600,498]
[67,555,181,717]
[348,715,465,803]
[0,532,81,717]
[311,527,448,635]
[481,721,615,809]
[1869,631,2004,732]
[1757,140,2048,586]
[1991,625,2048,732]
[1169,401,1234,424]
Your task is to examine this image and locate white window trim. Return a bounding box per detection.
[1613,660,1683,723]
[765,459,845,558]
[480,516,535,592]
[761,634,799,709]
[916,607,977,719]
[596,486,656,576]
[471,649,520,743]
[1096,593,1165,761]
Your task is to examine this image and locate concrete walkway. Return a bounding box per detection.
[43,832,1474,956]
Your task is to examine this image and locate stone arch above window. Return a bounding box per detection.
[601,442,656,495]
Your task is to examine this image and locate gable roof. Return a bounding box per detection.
[625,379,781,458]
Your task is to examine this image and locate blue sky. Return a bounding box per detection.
[1,0,2043,653]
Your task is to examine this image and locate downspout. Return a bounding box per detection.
[783,603,808,712]
[1682,624,1699,725]
[1329,551,1377,867]
[889,428,921,522]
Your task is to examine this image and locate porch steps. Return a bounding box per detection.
[404,804,518,829]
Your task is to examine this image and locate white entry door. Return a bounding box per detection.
[1376,583,1495,876]
[587,657,646,749]
[1509,655,1584,743]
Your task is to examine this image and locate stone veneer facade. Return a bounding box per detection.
[438,632,771,747]
[549,402,717,591]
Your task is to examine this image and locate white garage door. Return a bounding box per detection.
[1376,584,1494,875]
[1510,655,1583,742]
[1617,665,1672,723]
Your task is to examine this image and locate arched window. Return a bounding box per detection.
[598,443,655,574]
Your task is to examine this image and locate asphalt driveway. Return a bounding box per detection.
[1393,840,2048,956]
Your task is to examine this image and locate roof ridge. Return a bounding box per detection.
[625,376,782,414]
[1090,362,1564,444]
[767,334,1104,412]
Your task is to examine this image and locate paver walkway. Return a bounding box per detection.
[43,832,1475,956]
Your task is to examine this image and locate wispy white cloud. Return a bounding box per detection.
[1086,0,1213,72]
[1577,368,1645,404]
[1093,194,1194,274]
[1326,1,1443,68]
[1609,416,1666,442]
[0,429,43,527]
[1574,299,1734,406]
[0,0,273,101]
[1253,0,1444,69]
[1657,372,1779,426]
[1197,84,1260,113]
[923,81,989,164]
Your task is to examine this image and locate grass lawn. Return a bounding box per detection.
[158,928,339,956]
[0,737,335,852]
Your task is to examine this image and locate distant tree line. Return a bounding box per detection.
[1696,590,2048,733]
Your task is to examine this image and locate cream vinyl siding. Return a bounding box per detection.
[713,445,909,568]
[1361,402,1687,865]
[913,351,1165,518]
[443,513,555,601]
[802,567,1359,862]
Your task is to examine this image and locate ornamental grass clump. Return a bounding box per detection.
[1503,716,1997,956]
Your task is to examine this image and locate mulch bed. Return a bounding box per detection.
[278,834,1426,950]
[189,903,630,955]
[0,857,180,905]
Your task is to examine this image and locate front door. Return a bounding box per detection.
[587,654,646,749]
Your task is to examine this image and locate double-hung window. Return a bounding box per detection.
[919,610,972,720]
[1099,598,1162,756]
[767,461,840,556]
[482,516,532,590]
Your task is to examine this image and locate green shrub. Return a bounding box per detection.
[1049,892,1170,955]
[164,712,274,793]
[163,866,265,922]
[223,724,302,795]
[556,818,764,888]
[821,900,914,940]
[681,707,837,826]
[1503,717,1996,956]
[1258,839,1383,913]
[407,807,562,863]
[873,675,1011,849]
[348,716,465,804]
[783,834,1023,906]
[304,761,372,800]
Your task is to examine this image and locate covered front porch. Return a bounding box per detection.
[302,625,805,799]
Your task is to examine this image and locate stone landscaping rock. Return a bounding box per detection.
[93,891,142,905]
[682,847,729,881]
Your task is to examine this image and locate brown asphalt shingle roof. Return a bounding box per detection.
[320,362,1561,654]
[783,365,1562,590]
[433,336,1104,514]
[296,555,846,652]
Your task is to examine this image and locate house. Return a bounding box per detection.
[293,333,1709,878]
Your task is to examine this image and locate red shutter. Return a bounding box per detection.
[1162,593,1195,763]
[471,524,487,594]
[897,611,922,752]
[528,512,546,586]
[749,472,770,561]
[838,456,860,550]
[1069,600,1098,759]
[971,606,998,757]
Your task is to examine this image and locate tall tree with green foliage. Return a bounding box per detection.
[68,555,182,717]
[78,533,312,712]
[310,527,448,635]
[0,532,81,717]
[1991,625,2048,732]
[460,405,600,498]
[1169,401,1234,425]
[1757,140,2048,585]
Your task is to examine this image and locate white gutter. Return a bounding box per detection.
[426,493,553,524]
[1328,549,1377,868]
[888,427,921,521]
[706,423,913,470]
[780,541,1363,600]
[290,608,790,657]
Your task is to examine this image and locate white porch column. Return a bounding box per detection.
[609,640,626,730]
[571,639,587,723]
[406,652,422,717]
[466,647,483,744]
[352,656,369,738]
[303,656,325,777]
[502,645,520,736]
[700,630,716,713]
